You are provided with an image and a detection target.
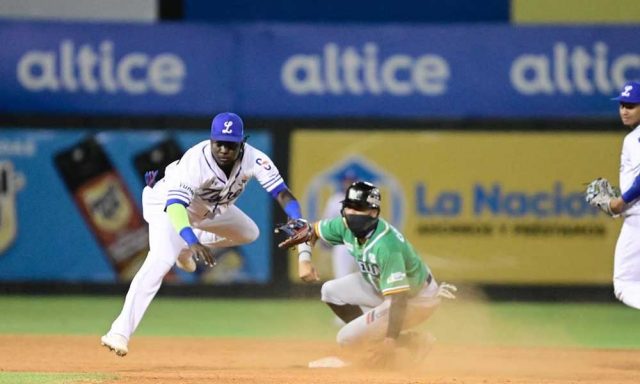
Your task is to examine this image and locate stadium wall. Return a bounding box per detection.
[1,19,635,300]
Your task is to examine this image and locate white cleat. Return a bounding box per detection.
[101,333,129,357]
[176,254,196,273]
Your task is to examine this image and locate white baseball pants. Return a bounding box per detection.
[613,215,640,310]
[106,187,259,341]
[321,272,440,345]
[331,245,358,279]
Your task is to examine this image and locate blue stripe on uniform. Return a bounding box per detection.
[263,176,283,190]
[269,182,287,199]
[260,174,281,187]
[168,190,192,200]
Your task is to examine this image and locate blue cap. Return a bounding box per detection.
[612,81,640,104]
[211,112,244,142]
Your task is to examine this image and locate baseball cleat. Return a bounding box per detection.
[176,254,196,273]
[101,333,129,357]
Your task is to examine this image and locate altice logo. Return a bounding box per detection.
[281,42,450,96]
[16,40,186,95]
[510,42,640,96]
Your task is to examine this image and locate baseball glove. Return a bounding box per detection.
[274,218,313,249]
[585,178,620,217]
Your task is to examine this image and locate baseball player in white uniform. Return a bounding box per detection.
[600,81,640,309]
[101,112,306,356]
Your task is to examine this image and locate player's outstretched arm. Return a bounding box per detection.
[386,292,409,340]
[166,203,215,267]
[299,259,320,282]
[274,187,302,219]
[585,178,621,217]
[609,197,625,215]
[369,292,409,366]
[274,218,319,283]
[588,173,640,216]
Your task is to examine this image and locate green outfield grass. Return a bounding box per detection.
[1,295,640,348]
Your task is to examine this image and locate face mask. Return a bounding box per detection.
[344,214,379,238]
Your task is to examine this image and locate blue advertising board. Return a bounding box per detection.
[0,129,273,283]
[0,22,234,115]
[0,21,638,118]
[239,24,640,118]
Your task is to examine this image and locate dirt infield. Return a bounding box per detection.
[2,335,639,383]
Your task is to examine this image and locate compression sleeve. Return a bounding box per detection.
[166,203,198,246]
[622,174,640,203]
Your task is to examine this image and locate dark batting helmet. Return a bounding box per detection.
[341,181,381,210]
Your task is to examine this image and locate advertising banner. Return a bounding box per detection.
[0,129,273,283]
[0,21,234,115]
[0,21,638,118]
[240,24,640,118]
[291,130,623,284]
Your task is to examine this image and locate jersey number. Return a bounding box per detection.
[358,261,380,276]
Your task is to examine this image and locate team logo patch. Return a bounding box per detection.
[222,120,233,134]
[386,272,406,284]
[256,158,272,170]
[621,85,633,97]
[347,189,363,200]
[366,190,381,206]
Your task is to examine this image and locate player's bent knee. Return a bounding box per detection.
[335,320,375,346]
[320,280,340,304]
[239,231,259,244]
[336,330,350,346]
[243,223,260,244]
[234,224,260,245]
[336,326,357,346]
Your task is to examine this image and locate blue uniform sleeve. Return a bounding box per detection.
[622,173,640,203]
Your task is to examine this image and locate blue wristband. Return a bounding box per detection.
[269,183,287,199]
[284,200,302,220]
[622,179,640,203]
[179,227,199,246]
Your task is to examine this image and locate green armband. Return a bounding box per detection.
[166,203,192,233]
[166,203,198,246]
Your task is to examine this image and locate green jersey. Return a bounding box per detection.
[316,217,429,297]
